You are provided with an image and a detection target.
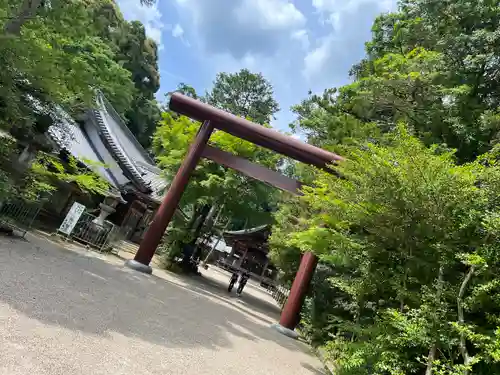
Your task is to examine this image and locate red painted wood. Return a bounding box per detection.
[201,145,303,195]
[133,121,214,266]
[169,93,343,169]
[132,95,333,328]
[279,251,318,330]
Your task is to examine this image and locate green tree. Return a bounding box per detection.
[272,127,500,374]
[294,0,500,163]
[154,68,281,266]
[271,1,500,373]
[0,0,135,140]
[115,21,160,98]
[2,0,154,36]
[30,150,110,197]
[0,0,162,148]
[153,112,281,263]
[153,113,281,223]
[125,96,161,148]
[205,69,280,125]
[109,17,161,147]
[175,83,199,100]
[0,136,110,202]
[89,6,162,147]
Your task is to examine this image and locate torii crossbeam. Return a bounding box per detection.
[125,93,343,337]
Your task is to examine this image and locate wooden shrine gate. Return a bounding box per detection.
[124,93,343,338]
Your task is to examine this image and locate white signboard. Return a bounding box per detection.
[58,202,86,235]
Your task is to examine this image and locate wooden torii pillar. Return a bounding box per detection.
[125,93,343,338]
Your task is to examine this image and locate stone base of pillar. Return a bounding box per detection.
[124,259,153,275]
[270,323,299,339]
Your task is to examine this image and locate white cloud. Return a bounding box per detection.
[311,0,334,12]
[303,0,398,81]
[171,23,184,38]
[291,29,310,50]
[173,0,307,58]
[313,0,397,30]
[234,0,305,30]
[167,0,397,130]
[313,0,396,13]
[327,12,341,30]
[172,0,309,98]
[116,0,164,47]
[303,36,334,80]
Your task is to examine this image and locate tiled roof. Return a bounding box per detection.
[93,94,150,191]
[134,160,168,202]
[204,236,232,253]
[47,110,120,189]
[48,93,168,203]
[224,225,270,235]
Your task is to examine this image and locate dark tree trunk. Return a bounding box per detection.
[181,205,211,273]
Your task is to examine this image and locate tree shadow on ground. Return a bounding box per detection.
[111,248,281,325]
[0,234,308,356]
[301,362,329,375]
[169,269,282,325]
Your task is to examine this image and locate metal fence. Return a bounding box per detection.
[67,212,118,251]
[0,198,43,238]
[271,285,290,310]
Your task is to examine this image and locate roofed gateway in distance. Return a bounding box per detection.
[210,225,278,288]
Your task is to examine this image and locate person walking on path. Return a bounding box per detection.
[228,271,239,292]
[236,272,249,296]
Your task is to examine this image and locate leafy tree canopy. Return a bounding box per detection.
[271,1,500,374]
[153,112,281,228]
[205,69,280,125]
[0,0,161,148]
[272,127,500,374]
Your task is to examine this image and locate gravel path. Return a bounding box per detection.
[0,234,326,375]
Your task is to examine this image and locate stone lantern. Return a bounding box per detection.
[92,191,121,226]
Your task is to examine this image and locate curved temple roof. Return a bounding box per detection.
[48,93,168,203]
[92,94,150,192]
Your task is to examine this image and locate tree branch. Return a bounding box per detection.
[425,345,437,375]
[457,265,475,375]
[425,265,444,375]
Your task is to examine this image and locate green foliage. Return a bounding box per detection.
[295,1,500,163]
[158,211,191,264]
[0,0,136,136]
[173,69,280,127]
[176,83,199,99]
[114,20,161,147]
[152,102,284,265]
[124,94,161,148]
[268,193,306,284]
[273,3,500,373]
[153,112,281,227]
[31,152,110,196]
[0,138,20,200]
[155,68,282,248]
[0,134,109,203]
[272,127,500,374]
[0,0,161,147]
[205,69,280,125]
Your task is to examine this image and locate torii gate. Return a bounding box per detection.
[125,93,343,337]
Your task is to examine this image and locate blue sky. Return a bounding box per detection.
[117,0,398,132]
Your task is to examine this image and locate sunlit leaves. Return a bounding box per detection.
[152,112,281,228]
[273,128,500,374]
